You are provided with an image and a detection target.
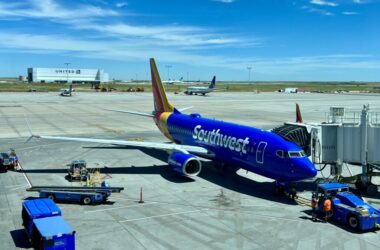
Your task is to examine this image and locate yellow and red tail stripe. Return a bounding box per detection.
[150,58,174,141]
[150,58,173,113]
[158,112,173,141]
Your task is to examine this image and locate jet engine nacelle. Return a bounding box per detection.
[168,152,202,177]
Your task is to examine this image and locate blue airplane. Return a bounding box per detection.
[34,58,317,193]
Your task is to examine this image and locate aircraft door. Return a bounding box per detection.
[256,141,267,164]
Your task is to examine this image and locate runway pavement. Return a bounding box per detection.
[1,91,380,249]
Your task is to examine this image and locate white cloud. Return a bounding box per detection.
[310,0,338,7]
[73,22,247,47]
[352,0,371,3]
[301,6,334,15]
[342,11,359,15]
[0,0,252,50]
[222,54,380,77]
[0,0,118,20]
[0,31,229,65]
[115,2,128,8]
[0,0,258,69]
[212,0,236,3]
[0,31,378,76]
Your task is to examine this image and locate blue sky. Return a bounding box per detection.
[0,0,379,81]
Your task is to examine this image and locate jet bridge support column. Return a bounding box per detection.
[333,124,344,176]
[360,105,369,177]
[357,104,377,195]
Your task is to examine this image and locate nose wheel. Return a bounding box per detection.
[275,181,297,199]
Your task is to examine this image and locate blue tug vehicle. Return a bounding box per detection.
[316,183,380,231]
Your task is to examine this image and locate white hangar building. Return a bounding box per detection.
[27,68,109,83]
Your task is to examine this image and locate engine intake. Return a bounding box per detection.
[168,152,202,177]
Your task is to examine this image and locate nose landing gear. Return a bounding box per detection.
[275,181,298,199]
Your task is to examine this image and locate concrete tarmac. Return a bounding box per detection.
[1,91,380,250]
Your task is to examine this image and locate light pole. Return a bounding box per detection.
[64,62,71,83]
[247,66,252,83]
[165,65,172,81]
[64,62,72,96]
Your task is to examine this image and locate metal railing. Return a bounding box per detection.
[325,111,380,125]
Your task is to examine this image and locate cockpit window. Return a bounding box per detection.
[288,151,306,158]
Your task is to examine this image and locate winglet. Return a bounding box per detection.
[296,103,303,123]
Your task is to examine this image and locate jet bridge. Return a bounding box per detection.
[272,124,312,155]
[317,105,380,195]
[273,105,380,195]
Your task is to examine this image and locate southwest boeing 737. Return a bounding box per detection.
[33,58,317,193]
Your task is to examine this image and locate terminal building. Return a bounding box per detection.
[27,68,109,83]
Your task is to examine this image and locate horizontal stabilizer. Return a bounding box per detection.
[178,106,193,112]
[105,109,154,117]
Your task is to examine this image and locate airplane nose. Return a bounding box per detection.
[306,162,317,178]
[302,160,317,179]
[292,158,317,180]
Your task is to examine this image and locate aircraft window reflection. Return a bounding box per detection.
[288,151,306,158]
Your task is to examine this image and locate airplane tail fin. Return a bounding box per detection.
[179,77,183,82]
[150,58,174,113]
[209,76,216,89]
[296,103,303,123]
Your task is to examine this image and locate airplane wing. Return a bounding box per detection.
[33,135,209,155]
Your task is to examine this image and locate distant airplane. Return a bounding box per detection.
[33,58,317,194]
[162,77,184,85]
[184,76,216,96]
[60,85,73,97]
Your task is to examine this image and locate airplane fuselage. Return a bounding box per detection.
[156,111,317,182]
[185,87,213,95]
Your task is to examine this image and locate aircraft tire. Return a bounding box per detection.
[289,188,297,199]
